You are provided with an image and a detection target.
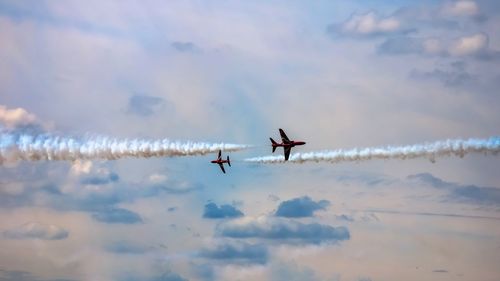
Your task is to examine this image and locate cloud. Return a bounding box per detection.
[120,272,188,281]
[80,171,119,185]
[70,160,93,176]
[105,241,150,255]
[275,196,330,218]
[0,270,76,281]
[199,240,268,265]
[92,207,143,224]
[216,216,350,245]
[335,214,355,222]
[409,61,476,87]
[127,95,166,117]
[0,105,38,129]
[441,1,479,17]
[408,173,500,205]
[432,269,449,273]
[377,36,423,55]
[191,263,215,281]
[171,41,197,53]
[269,262,321,281]
[327,11,409,38]
[448,33,488,56]
[202,203,244,219]
[378,33,493,58]
[3,222,69,240]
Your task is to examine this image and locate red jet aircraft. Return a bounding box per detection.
[211,149,231,173]
[270,128,306,161]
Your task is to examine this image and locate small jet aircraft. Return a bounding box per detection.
[270,128,306,161]
[211,149,231,173]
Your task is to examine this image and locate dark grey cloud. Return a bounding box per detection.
[275,196,329,218]
[3,222,69,240]
[171,41,197,53]
[202,203,244,219]
[199,241,268,265]
[0,270,77,281]
[216,217,350,245]
[105,241,150,255]
[92,207,143,224]
[127,95,166,117]
[433,269,449,273]
[408,173,500,205]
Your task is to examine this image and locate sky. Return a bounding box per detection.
[0,0,500,280]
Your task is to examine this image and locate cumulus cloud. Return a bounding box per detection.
[0,105,37,129]
[275,196,330,218]
[216,216,350,245]
[69,160,93,176]
[3,222,69,240]
[448,33,488,56]
[408,173,500,205]
[0,105,46,132]
[127,95,167,117]
[203,202,244,219]
[328,11,407,37]
[92,207,143,224]
[378,33,492,58]
[199,240,268,265]
[441,1,479,17]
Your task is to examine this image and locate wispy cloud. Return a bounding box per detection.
[3,222,69,240]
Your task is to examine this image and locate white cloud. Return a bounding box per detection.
[3,222,69,240]
[339,12,401,35]
[442,1,479,17]
[0,105,37,129]
[148,173,168,184]
[422,38,445,55]
[70,160,93,176]
[449,33,488,56]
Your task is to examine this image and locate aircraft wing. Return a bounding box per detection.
[218,163,226,173]
[218,149,222,159]
[284,146,291,161]
[279,128,291,143]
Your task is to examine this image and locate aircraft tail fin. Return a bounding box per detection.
[270,138,277,153]
[227,156,231,167]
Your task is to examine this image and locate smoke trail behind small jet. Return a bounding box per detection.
[245,137,500,164]
[0,131,249,164]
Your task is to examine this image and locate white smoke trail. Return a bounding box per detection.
[0,131,249,164]
[245,137,500,164]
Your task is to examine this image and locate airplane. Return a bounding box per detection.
[211,149,231,173]
[270,128,306,161]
